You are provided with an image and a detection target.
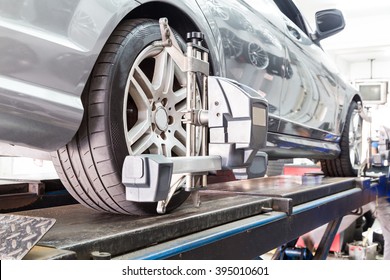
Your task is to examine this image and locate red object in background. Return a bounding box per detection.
[207,170,236,184]
[296,231,343,253]
[283,164,321,176]
[283,164,342,253]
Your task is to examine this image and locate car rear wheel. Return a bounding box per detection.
[321,101,363,177]
[51,19,195,215]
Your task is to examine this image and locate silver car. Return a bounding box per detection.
[0,0,363,214]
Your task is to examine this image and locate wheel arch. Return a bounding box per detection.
[352,93,363,104]
[121,1,220,76]
[338,93,363,136]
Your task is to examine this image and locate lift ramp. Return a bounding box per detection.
[7,175,385,260]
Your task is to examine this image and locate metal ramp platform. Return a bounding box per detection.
[8,175,385,260]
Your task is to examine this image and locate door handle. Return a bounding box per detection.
[287,25,301,40]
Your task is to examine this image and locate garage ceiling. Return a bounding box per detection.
[294,0,390,63]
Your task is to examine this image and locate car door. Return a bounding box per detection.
[273,0,342,141]
[197,0,288,132]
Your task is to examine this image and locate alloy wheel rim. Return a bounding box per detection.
[123,43,202,191]
[349,108,363,170]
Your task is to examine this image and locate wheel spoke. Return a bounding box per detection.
[175,64,187,87]
[132,134,155,155]
[174,125,187,147]
[349,111,363,167]
[170,88,187,112]
[153,50,175,94]
[133,66,155,100]
[127,119,150,146]
[174,87,187,103]
[161,133,186,157]
[172,138,187,156]
[173,91,188,114]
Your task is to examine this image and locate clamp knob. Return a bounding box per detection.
[187,32,204,45]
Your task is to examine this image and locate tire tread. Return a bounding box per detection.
[52,19,189,215]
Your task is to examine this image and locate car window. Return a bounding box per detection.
[273,0,308,36]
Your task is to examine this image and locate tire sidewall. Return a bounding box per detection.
[108,22,163,170]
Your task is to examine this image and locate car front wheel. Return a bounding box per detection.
[321,100,363,177]
[51,19,194,215]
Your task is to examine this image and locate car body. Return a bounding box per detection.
[0,0,363,214]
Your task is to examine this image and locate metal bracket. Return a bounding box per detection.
[160,18,210,210]
[354,177,372,190]
[122,155,222,213]
[159,17,179,48]
[156,18,209,75]
[272,198,293,216]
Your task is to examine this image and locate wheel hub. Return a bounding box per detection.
[154,105,169,132]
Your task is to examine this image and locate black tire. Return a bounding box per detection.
[51,19,192,215]
[321,101,363,177]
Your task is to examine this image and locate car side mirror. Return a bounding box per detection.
[313,9,345,43]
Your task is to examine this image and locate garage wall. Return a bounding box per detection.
[0,157,57,179]
[350,59,390,81]
[337,57,390,142]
